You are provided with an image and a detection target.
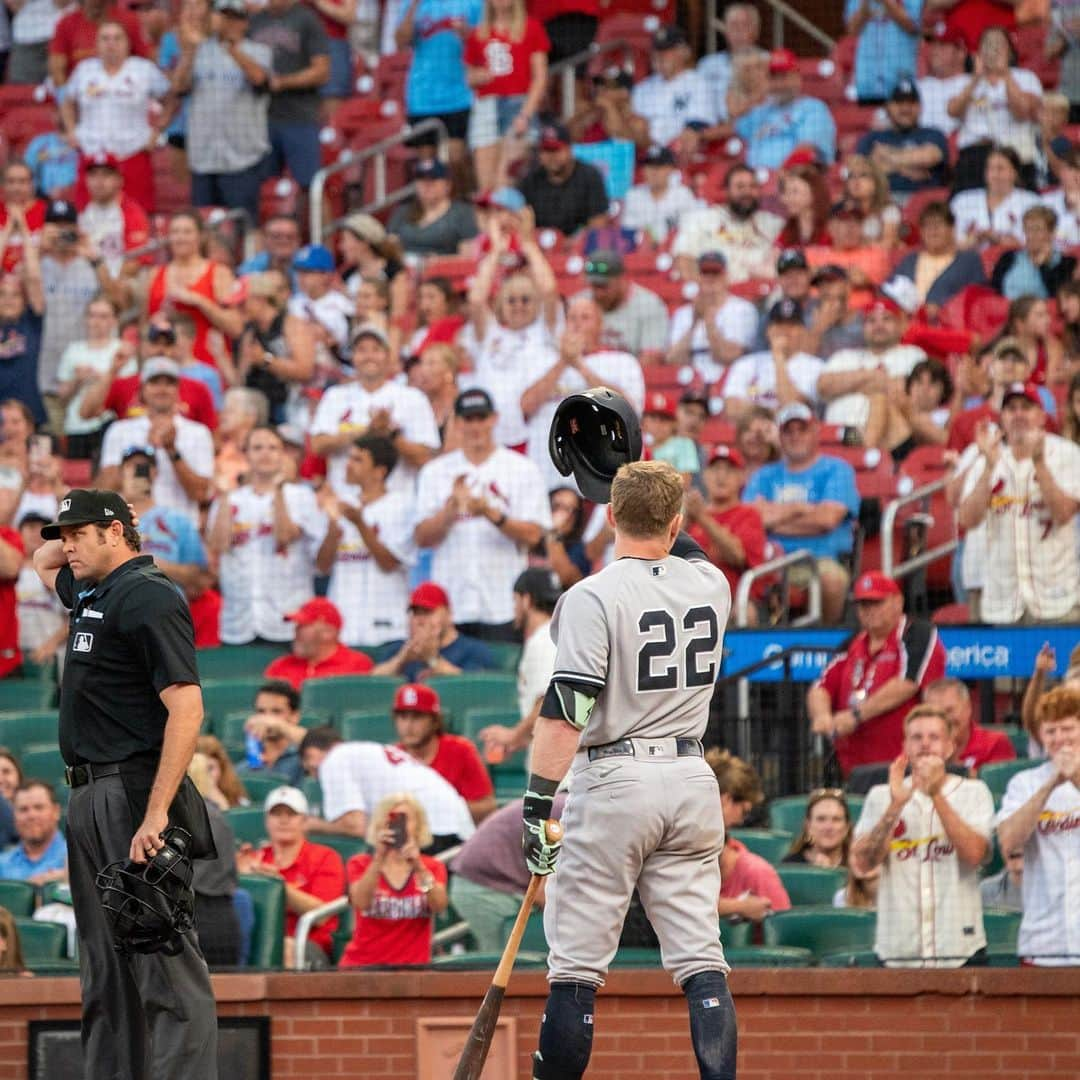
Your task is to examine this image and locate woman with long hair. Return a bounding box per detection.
[338,213,410,323]
[408,342,462,446]
[195,735,249,809]
[144,211,240,368]
[776,164,830,248]
[842,154,901,249]
[464,0,549,191]
[0,907,26,973]
[1002,294,1064,386]
[782,790,852,869]
[406,276,461,356]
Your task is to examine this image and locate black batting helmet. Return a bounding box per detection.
[96,827,196,956]
[548,387,642,504]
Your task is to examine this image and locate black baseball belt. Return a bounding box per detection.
[586,737,703,762]
[64,762,122,787]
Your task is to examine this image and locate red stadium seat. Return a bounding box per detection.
[729,278,774,303]
[979,243,1011,279]
[830,446,897,501]
[4,105,55,154]
[893,449,957,590]
[598,0,673,17]
[966,288,1010,342]
[421,255,474,287]
[642,365,689,394]
[830,35,857,80]
[931,602,970,624]
[700,418,735,445]
[899,444,950,487]
[375,51,411,104]
[61,459,93,487]
[900,186,951,232]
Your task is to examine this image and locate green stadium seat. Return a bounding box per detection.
[0,880,36,917]
[979,759,1036,804]
[985,947,1020,967]
[19,744,66,787]
[461,708,526,800]
[819,949,879,967]
[0,681,54,713]
[484,641,522,674]
[768,794,864,834]
[723,919,753,948]
[300,675,402,721]
[777,866,847,907]
[200,679,266,725]
[338,710,393,743]
[729,829,794,865]
[25,957,80,975]
[725,946,815,967]
[196,645,288,680]
[0,711,58,757]
[503,909,547,953]
[225,807,267,847]
[763,907,877,958]
[15,919,67,961]
[40,881,71,906]
[313,833,369,866]
[300,776,323,814]
[983,908,1021,950]
[989,724,1028,758]
[425,675,518,729]
[237,874,285,968]
[610,947,663,967]
[239,775,292,805]
[431,951,547,970]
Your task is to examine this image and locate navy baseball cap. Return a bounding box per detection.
[514,567,562,607]
[642,144,676,167]
[890,77,920,102]
[414,159,448,180]
[292,244,335,273]
[653,24,687,50]
[45,199,77,224]
[455,388,495,417]
[777,248,808,274]
[767,297,804,324]
[41,489,133,540]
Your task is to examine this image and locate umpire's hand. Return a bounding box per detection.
[522,815,561,876]
[129,808,169,864]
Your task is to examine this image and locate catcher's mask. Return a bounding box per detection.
[548,387,642,504]
[96,826,195,956]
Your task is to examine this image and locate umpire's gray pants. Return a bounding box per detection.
[66,773,219,1080]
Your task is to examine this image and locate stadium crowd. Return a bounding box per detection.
[0,0,1076,972]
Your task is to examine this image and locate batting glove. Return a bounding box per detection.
[522,774,560,876]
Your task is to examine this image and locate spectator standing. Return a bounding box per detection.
[98,356,214,522]
[15,512,67,677]
[247,0,330,194]
[734,49,836,170]
[209,426,326,645]
[394,0,482,176]
[263,598,374,687]
[844,0,922,105]
[951,146,1041,249]
[672,164,784,285]
[852,705,993,967]
[808,571,947,774]
[371,581,497,680]
[620,145,703,248]
[339,793,449,967]
[307,0,355,120]
[0,781,66,884]
[48,0,147,87]
[743,405,861,625]
[917,21,968,136]
[0,223,47,428]
[317,434,416,649]
[76,153,151,279]
[237,681,307,785]
[392,683,495,822]
[683,445,766,604]
[666,250,758,385]
[414,388,549,638]
[991,206,1077,300]
[235,785,345,969]
[858,79,950,197]
[924,677,1016,773]
[893,201,987,307]
[59,21,170,213]
[463,0,550,192]
[997,686,1080,964]
[958,382,1080,624]
[697,2,761,121]
[782,790,852,868]
[387,159,479,257]
[171,0,272,223]
[0,163,46,273]
[310,324,440,495]
[631,25,715,149]
[574,247,669,362]
[517,120,609,236]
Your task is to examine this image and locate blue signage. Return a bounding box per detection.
[721,625,1080,683]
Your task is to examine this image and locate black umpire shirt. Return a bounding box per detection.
[55,555,200,766]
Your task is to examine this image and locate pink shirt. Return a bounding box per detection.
[719,838,792,911]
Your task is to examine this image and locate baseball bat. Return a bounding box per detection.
[452,818,563,1080]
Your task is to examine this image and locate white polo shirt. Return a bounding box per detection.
[319,741,476,840]
[326,490,416,647]
[309,379,441,496]
[856,775,994,968]
[998,761,1080,965]
[668,295,758,384]
[950,187,1041,247]
[99,413,214,524]
[960,435,1080,623]
[415,447,552,625]
[215,483,326,644]
[723,349,824,412]
[67,57,171,159]
[821,344,926,429]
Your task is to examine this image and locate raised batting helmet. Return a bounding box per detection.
[96,826,196,956]
[548,387,642,504]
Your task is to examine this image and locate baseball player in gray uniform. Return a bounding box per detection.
[522,459,737,1080]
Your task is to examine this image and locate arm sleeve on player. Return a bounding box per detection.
[540,677,602,730]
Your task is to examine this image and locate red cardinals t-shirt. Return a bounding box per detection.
[104,375,218,431]
[464,18,551,97]
[257,841,345,957]
[955,724,1017,772]
[0,528,24,679]
[264,644,374,690]
[0,201,46,273]
[400,734,494,803]
[339,854,448,967]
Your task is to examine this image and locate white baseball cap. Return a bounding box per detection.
[263,785,309,815]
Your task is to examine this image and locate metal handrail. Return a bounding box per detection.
[705,0,835,55]
[309,116,449,242]
[881,478,957,581]
[734,548,822,628]
[547,38,643,121]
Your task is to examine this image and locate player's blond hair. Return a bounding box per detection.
[610,460,683,539]
[1036,686,1080,732]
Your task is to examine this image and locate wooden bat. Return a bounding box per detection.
[452,819,563,1080]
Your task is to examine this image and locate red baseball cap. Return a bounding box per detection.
[708,445,745,469]
[924,20,966,47]
[866,292,904,318]
[85,151,121,172]
[768,48,799,75]
[1001,381,1044,409]
[409,582,450,611]
[393,682,441,715]
[853,571,901,601]
[644,391,677,419]
[285,597,343,629]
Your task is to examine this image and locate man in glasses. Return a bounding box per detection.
[237,213,303,290]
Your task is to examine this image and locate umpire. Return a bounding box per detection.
[34,489,218,1080]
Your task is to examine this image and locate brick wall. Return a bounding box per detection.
[1,969,1078,1079]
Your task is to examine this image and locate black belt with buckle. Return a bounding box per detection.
[586,737,703,762]
[64,762,122,788]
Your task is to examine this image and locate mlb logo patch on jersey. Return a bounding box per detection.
[651,564,666,577]
[702,998,721,1009]
[73,632,94,653]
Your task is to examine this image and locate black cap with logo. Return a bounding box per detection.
[455,388,495,417]
[513,567,563,607]
[41,489,133,540]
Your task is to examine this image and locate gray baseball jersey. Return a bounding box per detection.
[549,553,732,745]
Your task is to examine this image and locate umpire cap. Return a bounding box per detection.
[41,489,133,540]
[548,387,642,504]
